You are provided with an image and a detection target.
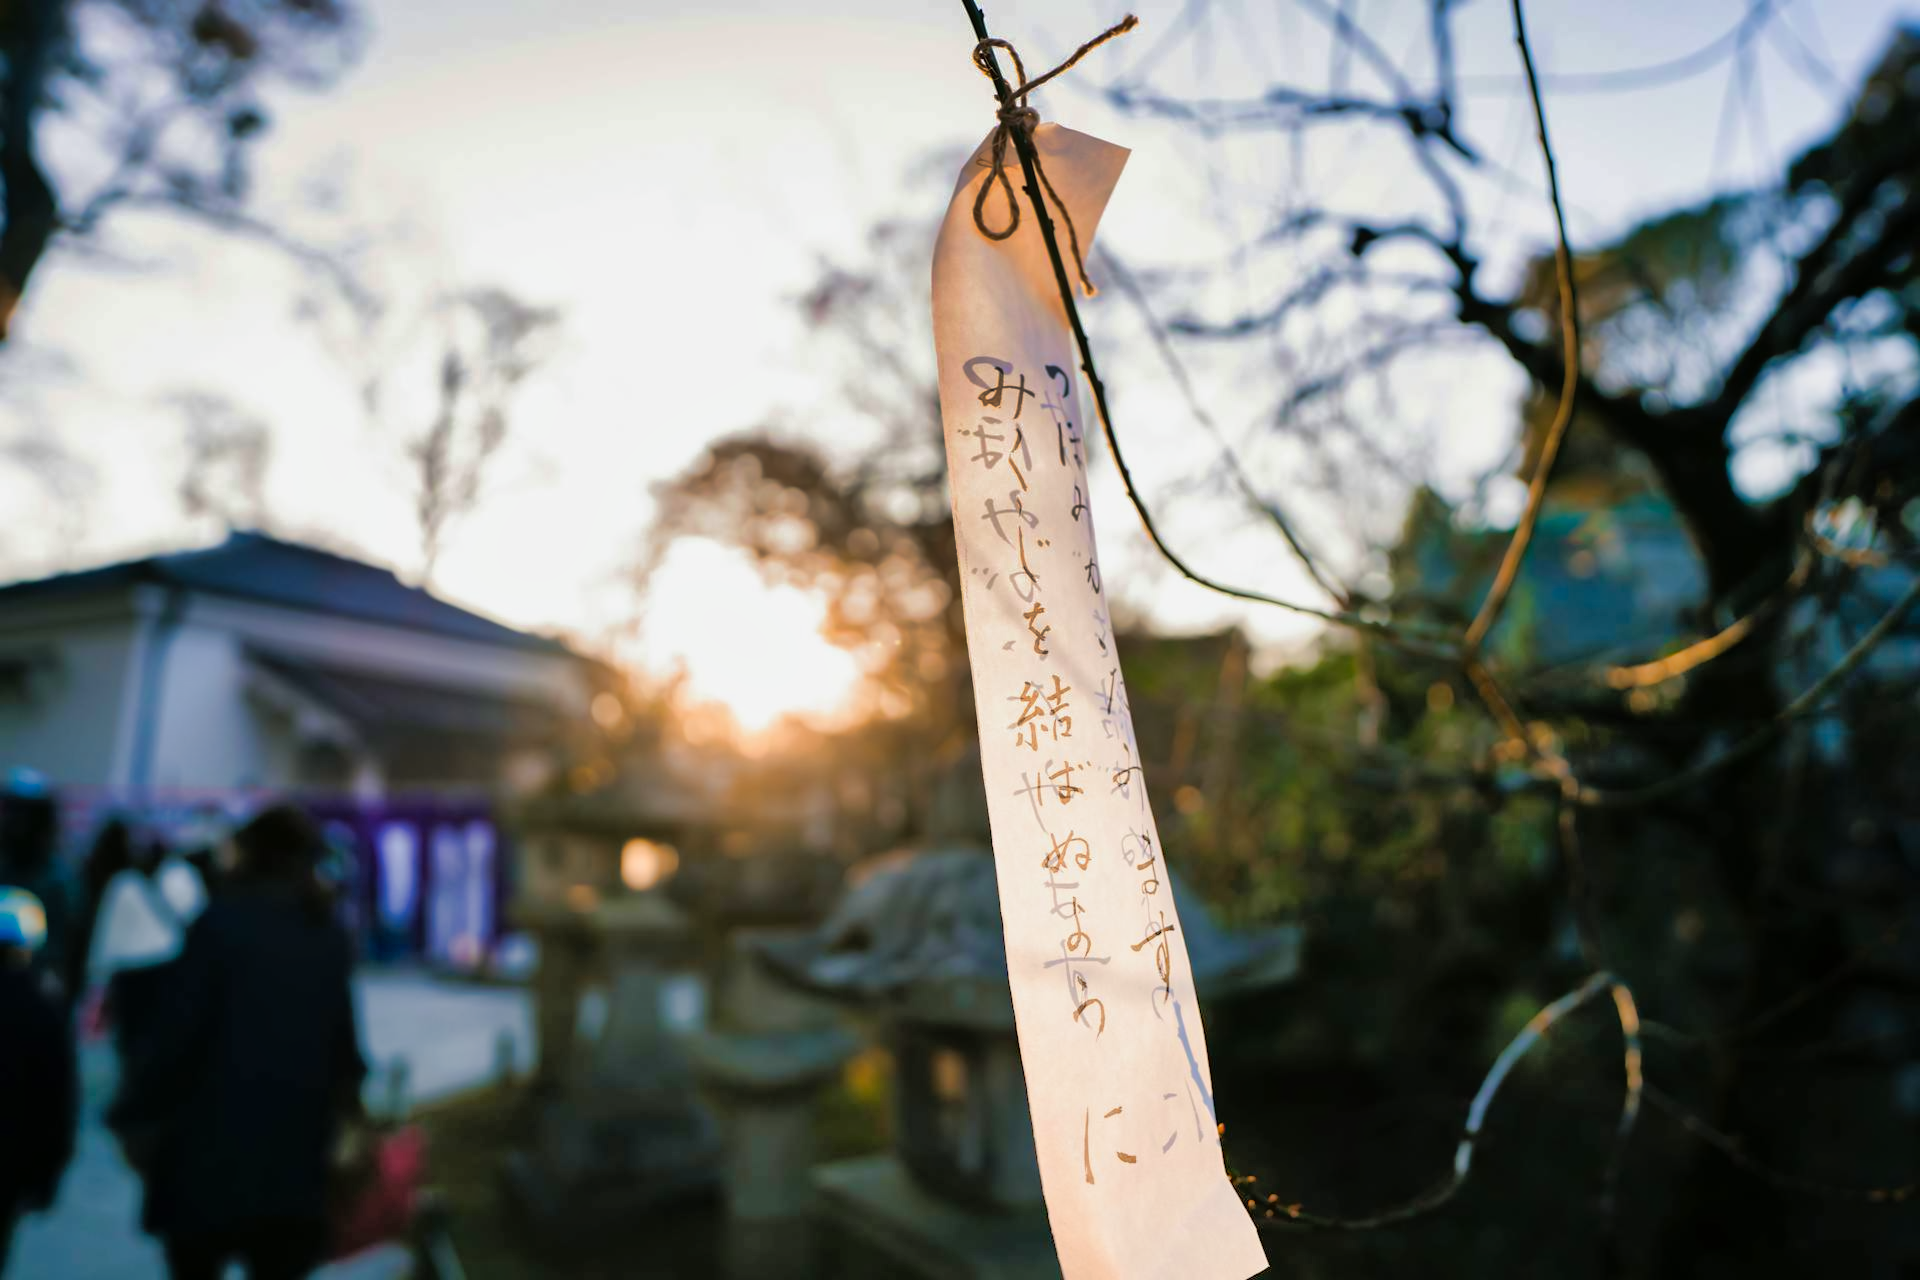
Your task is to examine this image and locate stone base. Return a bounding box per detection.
[812,1155,1061,1280]
[501,1148,719,1251]
[500,1095,722,1250]
[720,1213,820,1280]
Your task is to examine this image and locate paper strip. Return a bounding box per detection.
[931,121,1269,1280]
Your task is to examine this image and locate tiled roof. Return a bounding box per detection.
[0,531,571,655]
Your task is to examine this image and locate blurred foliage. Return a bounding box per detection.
[815,1045,893,1163]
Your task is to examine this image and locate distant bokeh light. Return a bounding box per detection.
[621,838,680,891]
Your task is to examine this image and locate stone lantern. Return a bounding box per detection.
[674,850,856,1278]
[506,776,707,1096]
[754,846,1301,1280]
[502,889,723,1246]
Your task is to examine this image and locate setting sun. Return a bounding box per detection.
[637,537,863,734]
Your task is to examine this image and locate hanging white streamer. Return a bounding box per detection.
[931,121,1269,1280]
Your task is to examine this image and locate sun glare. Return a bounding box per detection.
[640,538,862,735]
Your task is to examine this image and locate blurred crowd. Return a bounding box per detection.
[0,770,369,1280]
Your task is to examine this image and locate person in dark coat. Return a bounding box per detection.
[107,804,368,1280]
[0,771,74,1008]
[0,887,79,1276]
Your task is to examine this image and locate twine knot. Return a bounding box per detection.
[970,15,1137,296]
[996,102,1040,131]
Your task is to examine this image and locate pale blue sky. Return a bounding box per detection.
[0,0,1909,716]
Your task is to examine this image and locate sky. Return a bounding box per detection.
[0,0,1910,725]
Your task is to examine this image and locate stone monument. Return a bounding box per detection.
[677,850,856,1279]
[502,890,723,1248]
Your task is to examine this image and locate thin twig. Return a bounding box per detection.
[1462,0,1580,659]
[1101,248,1349,605]
[1604,557,1812,690]
[1241,973,1636,1231]
[1608,611,1760,691]
[1642,920,1908,1052]
[1601,982,1644,1214]
[1644,1084,1917,1204]
[1574,575,1920,808]
[1466,658,1579,793]
[1805,513,1891,569]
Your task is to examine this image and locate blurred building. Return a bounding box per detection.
[1393,487,1707,669]
[0,530,590,794]
[0,530,597,967]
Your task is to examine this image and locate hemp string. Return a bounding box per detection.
[971,14,1138,296]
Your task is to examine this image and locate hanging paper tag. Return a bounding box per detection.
[931,122,1269,1280]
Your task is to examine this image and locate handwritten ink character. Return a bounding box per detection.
[1097,666,1131,723]
[1041,865,1081,917]
[1040,830,1091,873]
[1043,933,1110,1010]
[1041,673,1072,735]
[961,355,1014,406]
[1123,830,1160,896]
[1064,896,1093,958]
[958,418,1005,471]
[965,357,1036,418]
[1093,1093,1184,1170]
[1083,1109,1096,1185]
[1012,696,1042,750]
[1010,680,1066,750]
[1100,1105,1137,1166]
[1132,910,1178,1008]
[1024,602,1051,656]
[982,490,1037,546]
[1042,364,1082,467]
[1007,426,1033,492]
[1009,526,1042,602]
[1014,768,1051,823]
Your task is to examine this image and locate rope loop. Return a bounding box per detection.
[968,15,1137,294]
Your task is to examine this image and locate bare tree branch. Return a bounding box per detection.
[1463,0,1582,658]
[1575,574,1920,808]
[1243,972,1641,1231]
[1645,1085,1918,1203]
[1703,187,1920,430]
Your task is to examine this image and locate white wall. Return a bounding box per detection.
[0,596,141,788]
[144,620,294,790]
